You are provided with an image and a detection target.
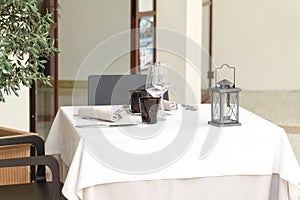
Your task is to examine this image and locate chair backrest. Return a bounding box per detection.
[0,134,64,200]
[88,74,169,105]
[88,75,146,105]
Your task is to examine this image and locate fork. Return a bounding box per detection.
[182,104,198,111]
[115,105,129,114]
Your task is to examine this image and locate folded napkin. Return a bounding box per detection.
[163,100,178,111]
[77,107,120,122]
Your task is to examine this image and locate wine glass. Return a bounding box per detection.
[145,62,173,119]
[153,62,173,94]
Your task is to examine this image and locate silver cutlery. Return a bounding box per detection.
[115,105,129,114]
[75,123,139,128]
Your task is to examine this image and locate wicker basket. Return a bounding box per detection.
[0,126,35,185]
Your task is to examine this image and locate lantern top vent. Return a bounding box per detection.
[217,79,233,89]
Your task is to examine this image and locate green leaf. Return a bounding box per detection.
[0,0,58,102]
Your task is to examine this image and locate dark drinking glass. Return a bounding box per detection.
[139,97,161,124]
[129,89,149,113]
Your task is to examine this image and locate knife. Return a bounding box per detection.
[199,126,223,160]
[75,123,139,128]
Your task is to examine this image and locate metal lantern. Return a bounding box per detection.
[208,64,241,127]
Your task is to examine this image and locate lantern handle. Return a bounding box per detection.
[215,64,236,88]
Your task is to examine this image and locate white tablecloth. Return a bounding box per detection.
[45,104,300,200]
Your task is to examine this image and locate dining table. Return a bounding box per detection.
[45,104,300,200]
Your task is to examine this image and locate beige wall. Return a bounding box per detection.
[186,0,202,103]
[58,0,130,81]
[156,0,187,102]
[157,0,202,103]
[0,87,29,131]
[213,0,300,90]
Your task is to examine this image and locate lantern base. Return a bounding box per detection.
[208,121,241,127]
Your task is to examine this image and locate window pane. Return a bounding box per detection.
[139,16,154,70]
[139,0,154,12]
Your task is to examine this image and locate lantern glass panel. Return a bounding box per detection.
[212,92,221,121]
[222,92,239,123]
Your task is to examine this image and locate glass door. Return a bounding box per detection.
[30,0,59,139]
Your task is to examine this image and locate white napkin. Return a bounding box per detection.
[163,100,178,111]
[77,107,120,122]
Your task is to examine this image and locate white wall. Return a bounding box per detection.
[186,0,202,103]
[157,0,202,103]
[156,0,187,102]
[59,0,131,81]
[213,0,300,90]
[0,87,29,131]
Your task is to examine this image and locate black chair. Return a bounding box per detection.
[0,135,65,200]
[88,74,168,105]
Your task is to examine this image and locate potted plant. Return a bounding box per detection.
[0,0,58,102]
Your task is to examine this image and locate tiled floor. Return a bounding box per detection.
[240,91,300,127]
[59,88,88,106]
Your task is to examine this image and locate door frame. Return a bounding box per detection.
[30,0,59,132]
